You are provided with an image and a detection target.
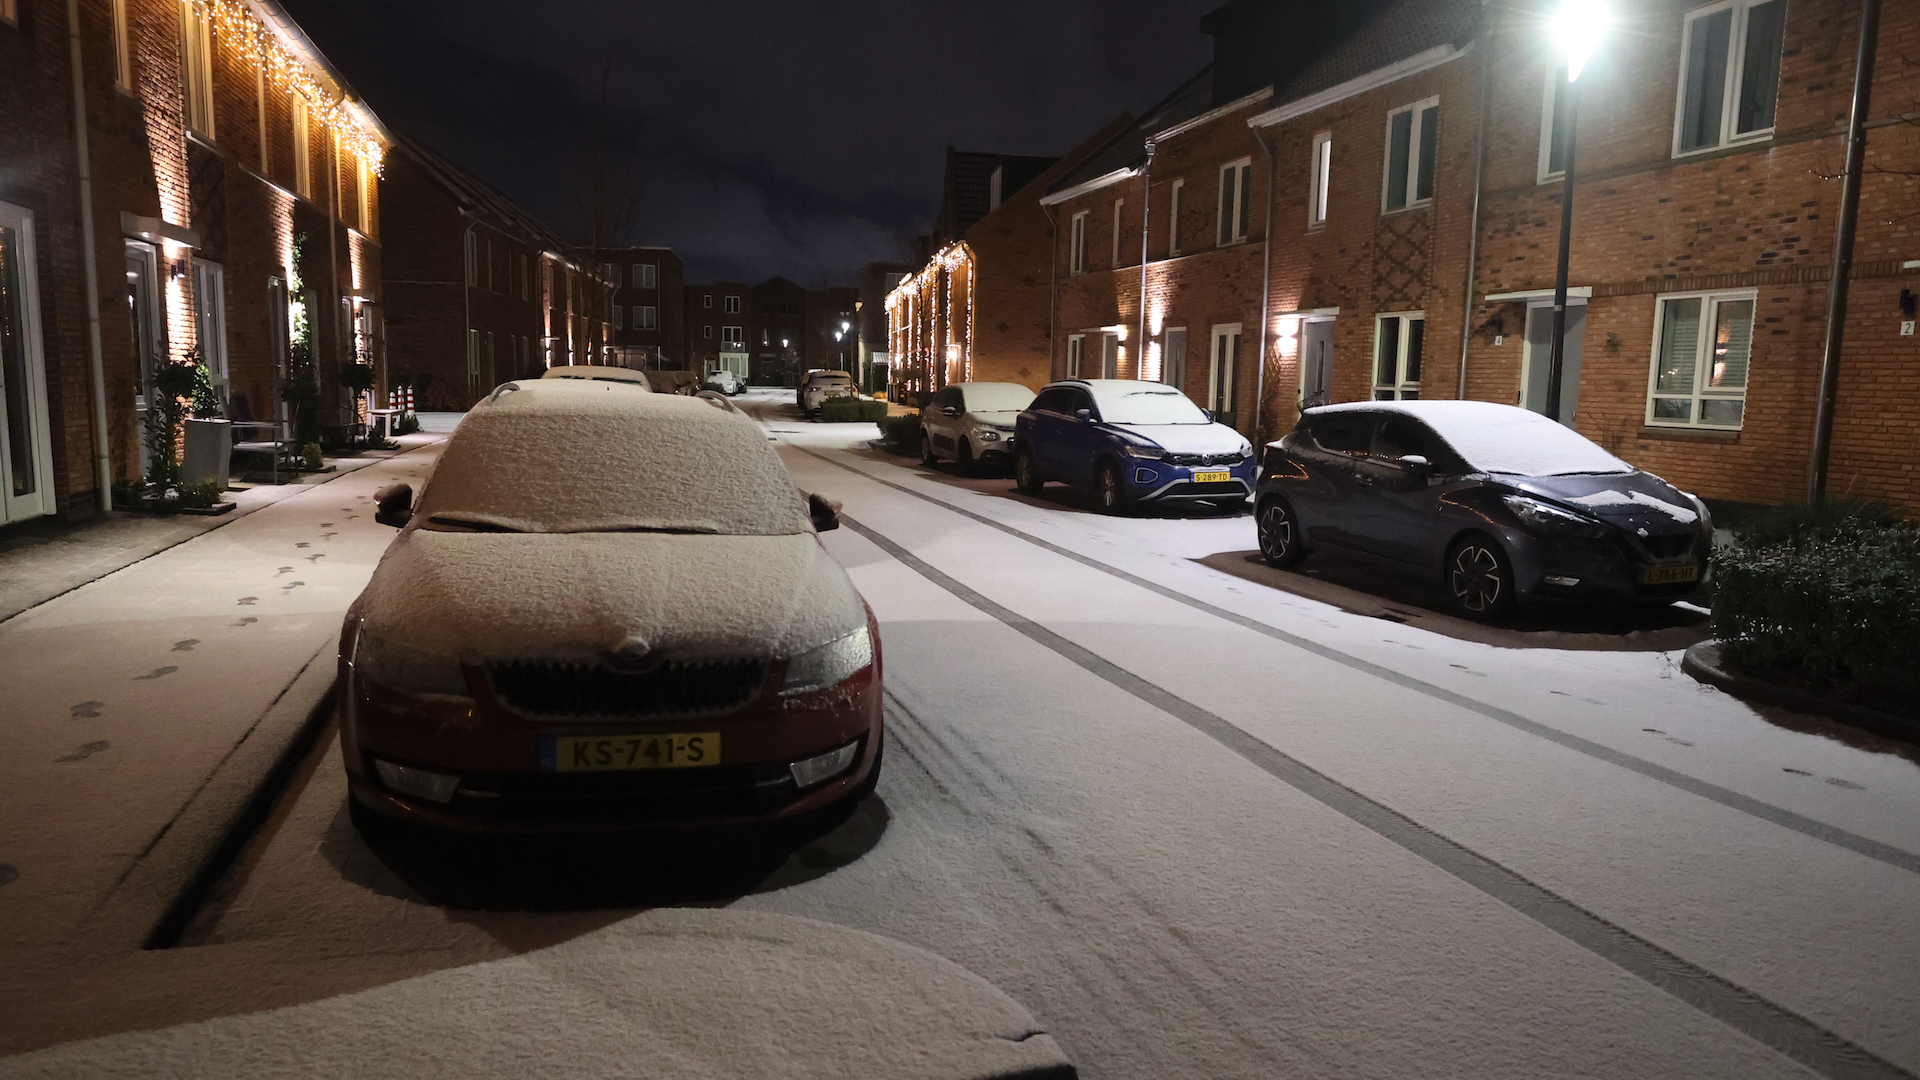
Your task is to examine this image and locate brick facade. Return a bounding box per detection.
[590,246,685,368]
[685,280,751,377]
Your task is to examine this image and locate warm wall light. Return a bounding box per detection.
[1276,315,1300,341]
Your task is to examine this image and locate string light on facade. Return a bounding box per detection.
[191,0,386,169]
[885,241,975,397]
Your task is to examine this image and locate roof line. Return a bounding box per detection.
[1247,41,1470,129]
[1038,167,1142,206]
[1151,85,1273,144]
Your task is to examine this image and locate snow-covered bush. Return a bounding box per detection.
[819,398,886,423]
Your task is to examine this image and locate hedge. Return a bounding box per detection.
[818,397,888,423]
[874,412,921,454]
[1712,504,1920,710]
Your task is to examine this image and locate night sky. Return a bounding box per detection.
[277,0,1221,287]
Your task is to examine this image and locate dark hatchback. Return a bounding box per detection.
[1254,401,1713,617]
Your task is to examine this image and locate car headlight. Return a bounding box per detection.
[977,430,1002,442]
[1123,444,1165,459]
[782,625,873,695]
[1681,491,1714,535]
[353,627,472,698]
[1501,494,1610,538]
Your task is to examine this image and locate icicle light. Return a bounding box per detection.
[191,0,386,170]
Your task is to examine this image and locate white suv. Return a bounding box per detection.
[704,368,745,395]
[798,370,856,417]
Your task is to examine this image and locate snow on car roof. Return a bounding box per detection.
[539,365,653,388]
[955,382,1035,412]
[417,381,811,535]
[1308,400,1634,476]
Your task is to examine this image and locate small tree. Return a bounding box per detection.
[143,349,202,493]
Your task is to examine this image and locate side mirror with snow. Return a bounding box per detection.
[1399,454,1429,469]
[1074,408,1093,422]
[374,483,413,528]
[808,492,842,533]
[1201,409,1214,423]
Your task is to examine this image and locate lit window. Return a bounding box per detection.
[1217,159,1251,245]
[636,305,657,330]
[356,152,373,234]
[1069,211,1089,275]
[1538,66,1574,182]
[1648,290,1754,429]
[1111,198,1125,268]
[179,1,215,138]
[1675,0,1785,155]
[0,0,17,25]
[111,0,131,90]
[1373,313,1425,400]
[634,263,657,289]
[1167,179,1184,256]
[1382,99,1438,212]
[291,94,311,198]
[1308,132,1332,226]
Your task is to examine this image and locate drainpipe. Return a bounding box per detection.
[460,215,476,391]
[1251,126,1276,450]
[1043,204,1058,380]
[67,0,114,513]
[1456,1,1491,402]
[1138,141,1155,376]
[1808,0,1882,502]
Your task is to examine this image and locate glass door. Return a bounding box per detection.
[1521,301,1585,423]
[0,202,56,523]
[192,258,228,413]
[125,241,164,473]
[1301,318,1334,407]
[1209,323,1241,427]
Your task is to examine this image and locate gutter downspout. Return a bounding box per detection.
[1457,2,1491,402]
[1042,204,1058,380]
[1251,126,1276,449]
[461,215,476,388]
[68,0,114,513]
[1808,0,1882,502]
[1138,141,1155,376]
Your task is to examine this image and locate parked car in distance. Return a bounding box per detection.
[704,368,746,395]
[1255,400,1713,618]
[1014,379,1254,513]
[798,369,856,417]
[539,364,652,390]
[920,382,1035,476]
[343,381,881,834]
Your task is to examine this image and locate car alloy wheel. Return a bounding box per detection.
[1448,535,1514,618]
[1014,448,1042,495]
[955,439,975,477]
[1096,461,1129,515]
[920,433,937,467]
[1257,498,1304,568]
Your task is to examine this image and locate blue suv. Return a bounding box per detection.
[1013,379,1255,513]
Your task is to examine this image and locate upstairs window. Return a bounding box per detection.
[291,94,311,199]
[1217,159,1251,245]
[356,152,373,234]
[112,0,132,91]
[883,272,902,290]
[1308,132,1332,226]
[612,305,625,330]
[1382,99,1438,212]
[636,305,657,330]
[1111,198,1125,268]
[721,325,743,345]
[1,0,17,26]
[180,0,215,138]
[634,263,657,289]
[703,294,713,309]
[1539,66,1575,181]
[724,295,741,313]
[1675,0,1785,155]
[1167,179,1184,256]
[1373,312,1425,400]
[601,263,621,288]
[1070,211,1089,274]
[1647,290,1754,429]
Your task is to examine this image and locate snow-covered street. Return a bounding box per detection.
[5,390,1916,1080]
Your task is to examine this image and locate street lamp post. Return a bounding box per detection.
[1543,2,1608,425]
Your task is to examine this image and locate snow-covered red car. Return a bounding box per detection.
[341,380,881,832]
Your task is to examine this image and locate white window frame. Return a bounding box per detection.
[1308,132,1332,227]
[1381,98,1439,213]
[1208,324,1242,415]
[1372,311,1426,400]
[1069,211,1089,275]
[1162,326,1187,387]
[1065,333,1084,378]
[291,94,311,199]
[112,0,133,91]
[179,0,216,139]
[1111,198,1125,268]
[356,152,373,234]
[635,263,657,290]
[601,263,621,288]
[1166,180,1183,256]
[636,305,657,330]
[191,258,228,381]
[463,232,478,287]
[1672,0,1786,158]
[721,325,743,345]
[703,294,714,309]
[1217,159,1251,246]
[1538,66,1573,183]
[704,324,714,339]
[1645,288,1756,430]
[466,329,481,388]
[0,0,18,26]
[723,295,741,314]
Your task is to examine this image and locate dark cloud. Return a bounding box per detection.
[280,0,1220,285]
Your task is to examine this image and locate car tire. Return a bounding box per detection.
[955,439,976,477]
[1447,532,1516,619]
[1014,447,1043,494]
[1257,497,1306,568]
[920,433,938,466]
[1096,460,1131,515]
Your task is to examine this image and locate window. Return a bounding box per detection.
[1163,327,1187,387]
[1167,180,1184,256]
[703,294,714,309]
[466,329,480,388]
[1676,0,1785,155]
[112,0,132,90]
[1308,132,1332,226]
[634,263,657,290]
[1373,312,1425,399]
[517,254,530,300]
[1111,199,1125,268]
[1065,334,1084,378]
[612,305,624,330]
[1070,211,1089,274]
[1647,290,1754,429]
[485,331,495,384]
[884,272,902,291]
[356,153,373,234]
[1208,325,1242,418]
[723,295,741,314]
[1371,416,1464,473]
[191,260,228,388]
[704,325,714,339]
[463,232,478,287]
[0,0,16,25]
[1307,412,1373,455]
[179,1,215,137]
[1539,66,1575,181]
[601,263,621,288]
[291,94,311,198]
[1218,160,1251,245]
[483,236,493,290]
[1382,99,1438,212]
[721,325,743,345]
[636,305,657,330]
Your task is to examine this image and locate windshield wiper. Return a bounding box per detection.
[600,524,723,535]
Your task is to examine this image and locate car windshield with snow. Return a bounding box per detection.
[340,380,881,833]
[1254,401,1712,618]
[1012,379,1255,513]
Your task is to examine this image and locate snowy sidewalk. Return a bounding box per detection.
[0,433,447,986]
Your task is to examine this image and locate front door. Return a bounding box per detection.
[192,258,229,413]
[0,203,56,523]
[1208,323,1240,430]
[1162,327,1186,388]
[1301,317,1334,407]
[1521,301,1585,423]
[126,242,164,471]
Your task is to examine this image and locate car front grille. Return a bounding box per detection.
[1165,452,1245,466]
[489,657,766,718]
[1640,533,1695,559]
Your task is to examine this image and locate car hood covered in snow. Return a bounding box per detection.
[1107,422,1248,455]
[1510,472,1703,533]
[356,530,866,664]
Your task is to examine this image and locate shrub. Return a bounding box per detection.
[818,398,888,423]
[393,413,421,435]
[302,442,324,472]
[1713,502,1920,710]
[874,412,921,452]
[176,479,224,509]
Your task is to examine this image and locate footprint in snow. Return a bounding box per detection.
[134,666,178,680]
[236,596,258,606]
[1783,767,1813,775]
[281,581,305,592]
[171,639,198,651]
[321,532,337,540]
[1580,697,1604,705]
[56,741,110,763]
[275,566,294,576]
[1826,777,1865,790]
[295,542,310,549]
[1449,664,1488,677]
[304,553,325,563]
[70,701,103,719]
[1551,690,1570,696]
[322,522,334,527]
[232,616,257,627]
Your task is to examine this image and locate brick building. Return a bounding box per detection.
[855,261,911,391]
[686,280,751,380]
[381,134,602,409]
[1,0,387,524]
[805,286,860,374]
[591,246,685,369]
[749,277,807,385]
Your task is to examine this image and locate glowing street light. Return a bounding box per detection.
[1542,1,1610,425]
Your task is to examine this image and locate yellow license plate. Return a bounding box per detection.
[1192,470,1231,483]
[546,733,720,772]
[1643,564,1699,585]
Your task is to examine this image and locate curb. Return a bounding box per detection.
[1682,639,1920,746]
